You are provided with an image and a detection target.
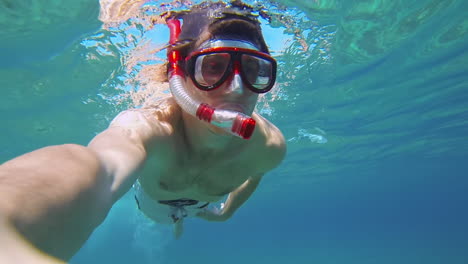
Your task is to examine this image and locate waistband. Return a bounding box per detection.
[158,198,209,209]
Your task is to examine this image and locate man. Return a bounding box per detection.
[0,1,286,262]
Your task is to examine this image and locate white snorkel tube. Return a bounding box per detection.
[166,19,256,139]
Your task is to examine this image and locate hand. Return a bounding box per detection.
[195,207,229,222]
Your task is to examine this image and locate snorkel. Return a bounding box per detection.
[166,19,256,139]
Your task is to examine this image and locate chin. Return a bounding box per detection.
[215,102,255,115]
[207,124,231,137]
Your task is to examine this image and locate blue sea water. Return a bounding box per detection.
[1,0,468,263]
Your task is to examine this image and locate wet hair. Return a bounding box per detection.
[167,1,270,58]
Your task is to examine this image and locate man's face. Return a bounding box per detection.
[183,40,261,116]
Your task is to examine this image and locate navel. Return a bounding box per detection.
[159,181,169,190]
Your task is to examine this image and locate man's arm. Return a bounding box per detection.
[196,114,287,222]
[0,110,164,260]
[0,215,65,264]
[221,175,263,219]
[196,175,262,222]
[0,144,117,260]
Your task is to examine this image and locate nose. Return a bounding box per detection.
[226,60,245,95]
[227,73,245,95]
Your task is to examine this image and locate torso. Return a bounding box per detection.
[131,97,285,203]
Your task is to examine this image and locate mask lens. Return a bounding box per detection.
[241,54,274,91]
[194,53,230,88]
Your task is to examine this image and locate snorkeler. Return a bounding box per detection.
[0,1,285,262]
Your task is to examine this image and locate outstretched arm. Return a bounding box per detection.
[196,175,262,222]
[0,110,163,260]
[0,215,65,264]
[0,143,118,260]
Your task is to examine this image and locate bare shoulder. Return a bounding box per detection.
[111,97,180,129]
[251,112,287,172]
[108,97,182,145]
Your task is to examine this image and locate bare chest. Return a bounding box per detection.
[138,146,255,202]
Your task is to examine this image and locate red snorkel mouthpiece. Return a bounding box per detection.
[195,104,256,140]
[196,103,215,122]
[231,114,256,139]
[166,18,256,139]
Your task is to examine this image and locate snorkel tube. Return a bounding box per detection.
[166,19,256,139]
